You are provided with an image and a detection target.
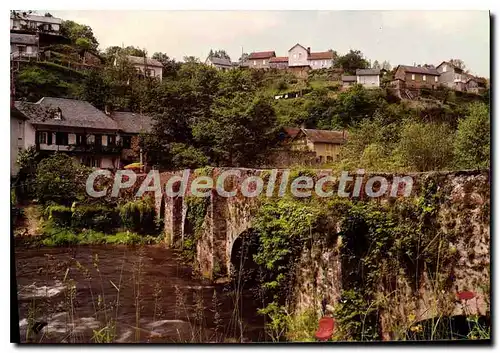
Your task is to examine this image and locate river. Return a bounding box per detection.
[14,245,266,343]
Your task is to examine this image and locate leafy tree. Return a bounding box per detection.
[372,60,381,69]
[453,102,490,169]
[193,95,280,166]
[75,37,92,50]
[81,69,110,110]
[381,60,392,71]
[209,49,231,61]
[152,52,181,78]
[396,121,454,172]
[239,52,249,63]
[334,50,369,74]
[60,20,99,50]
[35,153,92,205]
[183,56,200,63]
[449,58,466,71]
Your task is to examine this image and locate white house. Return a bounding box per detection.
[356,69,381,88]
[118,55,164,81]
[288,43,335,70]
[205,56,232,71]
[10,106,36,176]
[10,12,62,34]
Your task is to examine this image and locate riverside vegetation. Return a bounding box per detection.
[12,16,490,343]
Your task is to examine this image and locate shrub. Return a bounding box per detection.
[71,204,119,231]
[44,205,72,227]
[118,197,156,234]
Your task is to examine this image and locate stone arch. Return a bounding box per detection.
[229,228,260,287]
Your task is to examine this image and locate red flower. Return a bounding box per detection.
[315,317,335,341]
[457,291,476,301]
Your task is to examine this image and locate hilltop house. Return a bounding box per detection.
[287,128,348,163]
[394,65,440,90]
[14,98,123,170]
[10,106,33,176]
[117,55,163,81]
[10,33,39,61]
[205,56,232,71]
[288,44,335,70]
[247,51,276,69]
[110,111,152,167]
[10,12,62,34]
[356,69,381,89]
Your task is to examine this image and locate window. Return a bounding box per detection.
[26,46,32,54]
[262,59,266,65]
[76,134,86,146]
[82,156,100,168]
[411,74,415,80]
[423,75,426,81]
[107,135,116,146]
[293,54,297,59]
[443,65,447,72]
[122,136,132,149]
[94,134,102,146]
[253,60,256,66]
[37,132,48,144]
[55,132,68,146]
[16,45,26,54]
[435,76,438,82]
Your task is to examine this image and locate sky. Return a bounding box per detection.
[48,10,490,77]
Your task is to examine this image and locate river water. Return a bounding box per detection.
[14,245,266,343]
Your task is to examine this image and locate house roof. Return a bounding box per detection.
[206,56,232,67]
[248,51,276,60]
[356,69,381,76]
[342,75,357,82]
[126,55,163,67]
[308,50,335,60]
[10,33,38,45]
[269,56,289,63]
[14,98,119,131]
[11,13,63,25]
[11,106,28,120]
[288,43,309,52]
[436,61,464,73]
[300,128,347,144]
[398,65,440,76]
[111,112,153,134]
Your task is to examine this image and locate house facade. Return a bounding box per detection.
[10,106,35,176]
[205,56,232,71]
[288,44,335,70]
[356,69,381,88]
[288,128,348,163]
[14,98,123,170]
[308,50,335,69]
[121,55,163,81]
[247,51,276,69]
[394,65,440,90]
[10,12,62,34]
[10,33,39,60]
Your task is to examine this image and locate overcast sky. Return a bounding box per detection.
[48,10,490,77]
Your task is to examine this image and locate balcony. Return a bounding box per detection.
[37,142,123,154]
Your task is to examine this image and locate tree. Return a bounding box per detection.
[60,20,99,50]
[381,60,392,71]
[209,49,231,61]
[449,58,466,71]
[454,102,490,169]
[396,121,454,172]
[334,50,369,74]
[239,52,249,63]
[81,69,110,110]
[35,153,92,205]
[152,52,181,78]
[183,56,200,63]
[372,60,381,70]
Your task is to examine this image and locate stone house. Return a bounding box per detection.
[287,128,348,163]
[118,55,163,81]
[394,65,440,90]
[205,56,233,71]
[110,111,153,167]
[10,33,39,60]
[14,98,123,170]
[436,61,469,91]
[288,43,335,70]
[356,69,381,88]
[269,56,289,69]
[247,51,276,69]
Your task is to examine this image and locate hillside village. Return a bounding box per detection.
[10,11,490,176]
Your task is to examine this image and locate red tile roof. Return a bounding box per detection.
[398,65,440,76]
[269,56,289,63]
[308,50,335,60]
[248,51,276,60]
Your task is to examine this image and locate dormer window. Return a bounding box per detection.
[54,108,62,120]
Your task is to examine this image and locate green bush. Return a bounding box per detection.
[118,197,156,233]
[44,205,73,227]
[71,204,118,231]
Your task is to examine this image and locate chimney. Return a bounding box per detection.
[307,47,311,54]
